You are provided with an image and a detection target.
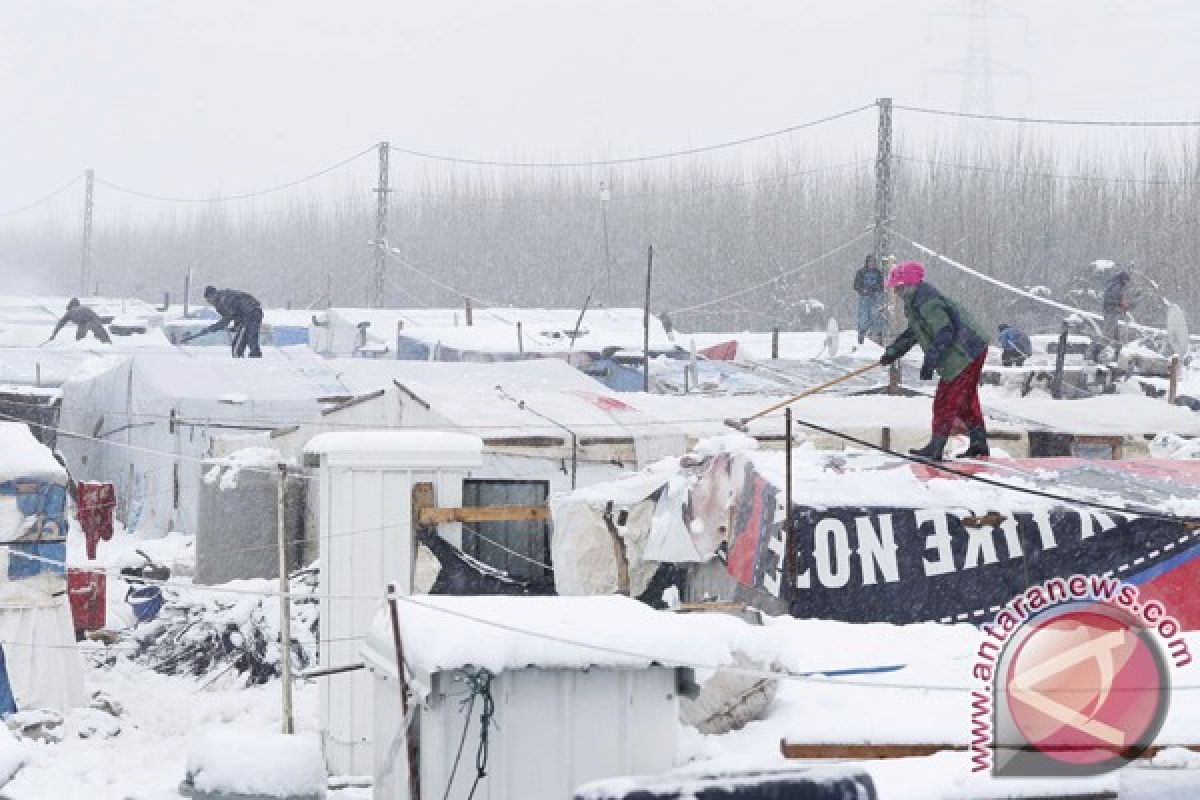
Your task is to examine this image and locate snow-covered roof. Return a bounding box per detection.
[0,422,65,481]
[362,595,761,677]
[305,431,483,466]
[325,358,682,440]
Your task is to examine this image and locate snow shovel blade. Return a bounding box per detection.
[724,417,749,433]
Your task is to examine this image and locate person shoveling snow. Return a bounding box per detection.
[878,260,991,462]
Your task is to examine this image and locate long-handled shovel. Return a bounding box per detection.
[724,361,880,432]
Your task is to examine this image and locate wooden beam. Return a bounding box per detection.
[417,505,550,525]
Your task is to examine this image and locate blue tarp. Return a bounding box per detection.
[0,480,68,539]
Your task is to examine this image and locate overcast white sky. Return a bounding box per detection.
[2,0,1198,213]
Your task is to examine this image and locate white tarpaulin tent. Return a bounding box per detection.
[310,306,672,359]
[0,422,84,713]
[56,352,368,535]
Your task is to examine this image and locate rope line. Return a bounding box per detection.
[387,105,876,168]
[673,230,873,313]
[784,415,1197,526]
[895,104,1200,127]
[94,145,377,204]
[895,155,1200,186]
[893,230,1200,342]
[0,174,85,217]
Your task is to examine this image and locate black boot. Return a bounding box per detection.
[909,435,948,461]
[958,426,990,459]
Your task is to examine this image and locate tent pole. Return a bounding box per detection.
[277,463,295,734]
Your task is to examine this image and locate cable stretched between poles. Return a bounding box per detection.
[786,415,1200,526]
[724,361,880,432]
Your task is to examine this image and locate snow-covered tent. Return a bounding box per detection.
[552,434,1200,629]
[309,306,674,360]
[0,422,85,712]
[55,352,370,536]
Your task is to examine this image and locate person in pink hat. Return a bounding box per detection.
[878,261,992,461]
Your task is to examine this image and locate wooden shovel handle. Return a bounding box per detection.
[743,361,880,423]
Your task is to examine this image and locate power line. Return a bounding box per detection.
[0,174,85,217]
[389,159,874,206]
[383,250,503,307]
[94,145,378,204]
[895,104,1200,127]
[895,155,1200,186]
[387,105,876,168]
[673,230,873,313]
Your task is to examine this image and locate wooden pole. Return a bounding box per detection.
[643,245,654,393]
[465,297,473,326]
[771,327,780,360]
[783,409,796,603]
[277,463,294,734]
[516,321,524,354]
[1052,321,1069,400]
[1169,355,1180,404]
[387,584,421,800]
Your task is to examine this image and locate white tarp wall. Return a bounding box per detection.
[0,422,84,712]
[57,353,366,536]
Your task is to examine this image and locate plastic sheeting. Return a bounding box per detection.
[0,601,85,712]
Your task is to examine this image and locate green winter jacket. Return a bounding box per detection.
[883,283,990,380]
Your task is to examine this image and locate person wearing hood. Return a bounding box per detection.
[997,323,1032,367]
[184,286,264,357]
[1100,269,1132,359]
[878,261,991,461]
[48,298,112,344]
[852,254,887,345]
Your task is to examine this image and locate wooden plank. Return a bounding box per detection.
[780,742,959,760]
[418,505,549,525]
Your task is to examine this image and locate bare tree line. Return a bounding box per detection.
[1,134,1197,336]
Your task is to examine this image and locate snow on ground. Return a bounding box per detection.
[2,651,323,800]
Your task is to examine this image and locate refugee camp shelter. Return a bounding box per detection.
[552,434,1200,629]
[0,422,85,713]
[163,308,314,348]
[361,595,716,800]
[55,351,370,536]
[309,306,674,361]
[266,358,698,582]
[306,430,483,776]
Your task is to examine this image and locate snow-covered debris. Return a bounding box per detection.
[184,730,325,798]
[1151,433,1200,459]
[131,571,318,685]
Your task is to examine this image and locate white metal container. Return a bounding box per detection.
[306,431,483,776]
[361,614,680,800]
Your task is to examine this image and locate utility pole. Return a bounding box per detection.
[81,169,94,296]
[599,181,613,305]
[928,0,1028,123]
[372,142,391,308]
[873,99,893,269]
[874,99,902,393]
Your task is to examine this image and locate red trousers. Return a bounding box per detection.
[932,353,986,437]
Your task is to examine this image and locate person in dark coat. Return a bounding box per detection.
[997,323,1032,367]
[48,298,112,344]
[185,286,264,357]
[852,254,887,345]
[878,261,991,461]
[1099,270,1132,359]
